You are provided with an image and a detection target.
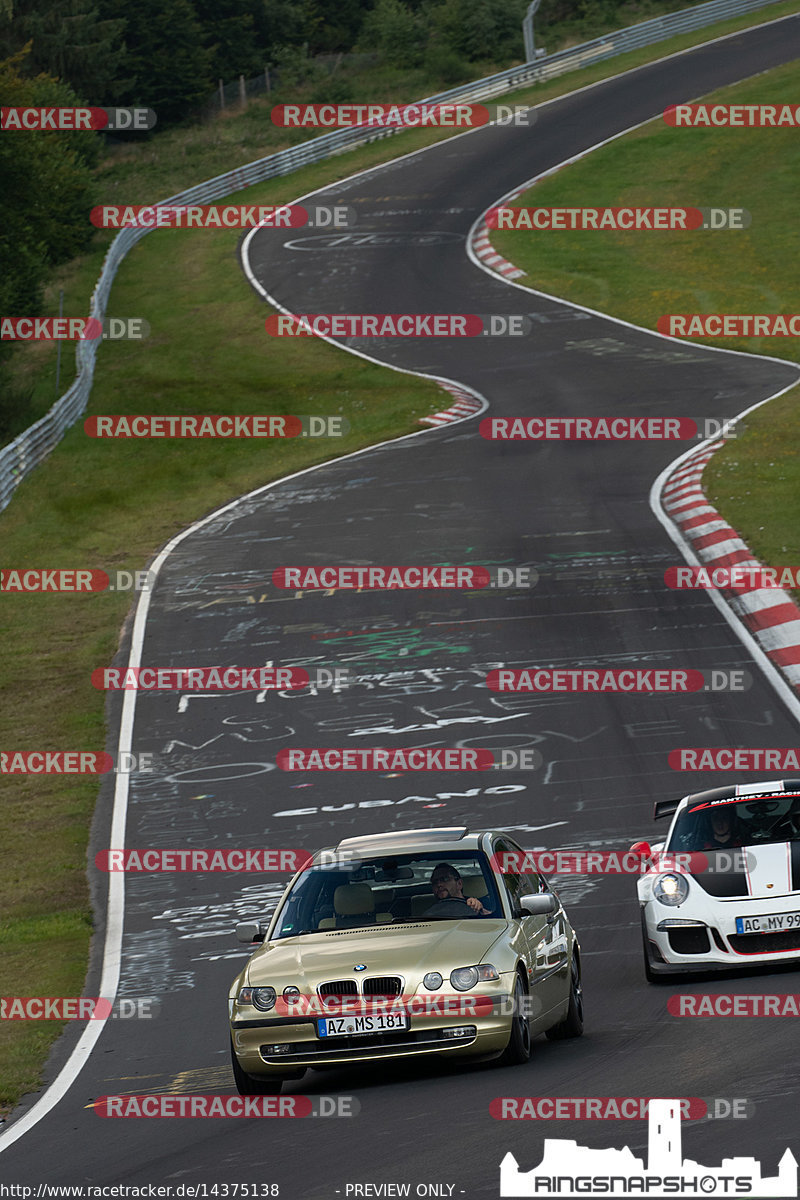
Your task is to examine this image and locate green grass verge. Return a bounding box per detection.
[2,0,799,1114]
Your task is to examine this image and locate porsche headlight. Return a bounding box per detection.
[653,873,689,907]
[238,986,277,1011]
[450,964,499,991]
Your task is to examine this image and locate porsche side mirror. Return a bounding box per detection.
[629,840,653,860]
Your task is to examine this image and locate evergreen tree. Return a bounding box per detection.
[192,0,266,82]
[105,0,212,125]
[0,0,126,102]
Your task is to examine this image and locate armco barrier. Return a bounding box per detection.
[0,0,787,514]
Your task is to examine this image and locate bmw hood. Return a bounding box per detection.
[689,842,800,899]
[246,920,506,986]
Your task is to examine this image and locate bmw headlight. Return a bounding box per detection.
[653,873,689,907]
[238,986,277,1011]
[450,964,500,991]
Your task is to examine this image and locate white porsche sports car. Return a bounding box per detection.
[632,779,800,979]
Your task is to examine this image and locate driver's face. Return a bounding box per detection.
[712,811,733,835]
[431,870,462,899]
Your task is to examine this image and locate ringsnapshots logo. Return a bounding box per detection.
[499,1098,797,1197]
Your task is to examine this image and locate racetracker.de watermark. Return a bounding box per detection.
[93,1095,358,1117]
[89,204,355,229]
[658,314,800,337]
[95,848,312,872]
[91,667,308,690]
[664,565,800,590]
[486,668,752,693]
[84,415,347,438]
[1,317,149,340]
[264,314,534,337]
[271,565,535,589]
[489,1098,753,1120]
[479,417,735,440]
[0,106,156,130]
[1,997,159,1019]
[669,747,800,770]
[270,102,534,127]
[0,751,155,774]
[1,569,155,592]
[664,103,800,126]
[276,747,496,770]
[486,206,750,230]
[668,994,800,1017]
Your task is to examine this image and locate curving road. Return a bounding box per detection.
[2,14,800,1196]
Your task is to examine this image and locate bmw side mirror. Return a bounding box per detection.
[235,917,271,944]
[520,893,558,916]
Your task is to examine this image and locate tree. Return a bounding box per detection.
[0,50,99,439]
[0,0,126,102]
[104,0,212,125]
[192,0,267,81]
[359,0,422,66]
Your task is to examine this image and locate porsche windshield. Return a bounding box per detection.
[272,850,501,939]
[667,795,800,852]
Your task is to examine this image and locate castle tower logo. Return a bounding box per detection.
[500,1099,797,1197]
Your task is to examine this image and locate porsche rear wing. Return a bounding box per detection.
[653,798,681,821]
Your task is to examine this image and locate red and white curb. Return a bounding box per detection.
[471,187,527,280]
[661,442,800,692]
[419,383,484,425]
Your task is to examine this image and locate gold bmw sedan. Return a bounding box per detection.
[229,826,583,1094]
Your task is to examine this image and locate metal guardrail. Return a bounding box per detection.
[0,0,787,514]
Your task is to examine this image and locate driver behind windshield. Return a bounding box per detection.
[702,806,741,849]
[423,863,492,918]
